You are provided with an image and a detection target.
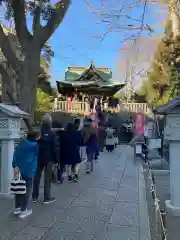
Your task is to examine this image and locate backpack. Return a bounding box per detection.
[38,131,55,160]
[107,131,113,139]
[107,130,113,139]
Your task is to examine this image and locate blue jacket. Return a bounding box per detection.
[12,139,38,177]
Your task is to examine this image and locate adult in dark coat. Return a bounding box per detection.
[64,123,83,182]
[72,118,81,174]
[32,117,59,204]
[55,123,66,175]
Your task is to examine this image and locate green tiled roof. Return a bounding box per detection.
[57,61,125,96]
[96,70,112,82]
[65,62,112,82]
[65,70,82,81]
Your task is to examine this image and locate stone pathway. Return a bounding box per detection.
[0,145,149,240]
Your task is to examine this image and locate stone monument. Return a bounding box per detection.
[0,103,29,198]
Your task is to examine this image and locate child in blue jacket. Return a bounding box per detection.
[12,131,39,219]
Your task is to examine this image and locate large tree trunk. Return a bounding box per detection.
[169,0,180,39]
[19,49,40,119]
[0,0,71,130]
[2,66,17,103]
[0,64,33,131]
[0,64,16,103]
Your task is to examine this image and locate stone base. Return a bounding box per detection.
[149,159,162,169]
[165,200,180,216]
[0,192,14,199]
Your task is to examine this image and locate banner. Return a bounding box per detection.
[135,113,145,134]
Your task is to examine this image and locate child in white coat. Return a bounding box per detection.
[105,124,115,152]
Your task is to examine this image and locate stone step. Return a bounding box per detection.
[149,159,162,169]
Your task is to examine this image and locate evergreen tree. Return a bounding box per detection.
[36,88,53,112]
[138,18,180,107]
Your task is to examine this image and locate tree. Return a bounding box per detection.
[132,80,148,103]
[0,27,54,103]
[138,15,180,107]
[0,0,70,128]
[36,88,53,112]
[39,47,53,95]
[85,0,155,42]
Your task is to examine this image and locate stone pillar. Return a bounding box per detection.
[167,141,180,208]
[0,140,14,197]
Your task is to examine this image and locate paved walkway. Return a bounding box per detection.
[0,145,149,240]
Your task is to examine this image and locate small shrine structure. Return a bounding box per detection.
[54,61,149,115]
[56,61,125,100]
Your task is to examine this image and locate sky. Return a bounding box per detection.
[0,0,167,88]
[49,0,167,87]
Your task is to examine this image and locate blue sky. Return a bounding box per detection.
[50,0,167,86]
[1,1,166,87]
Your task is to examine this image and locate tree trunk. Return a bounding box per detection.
[2,65,17,103]
[0,64,16,102]
[19,48,40,120]
[169,0,180,39]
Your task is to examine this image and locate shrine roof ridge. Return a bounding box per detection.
[66,66,111,73]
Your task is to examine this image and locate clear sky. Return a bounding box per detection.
[49,0,167,86]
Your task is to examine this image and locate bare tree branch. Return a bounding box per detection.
[90,25,153,41]
[0,25,21,73]
[38,0,71,47]
[10,0,32,49]
[85,0,154,42]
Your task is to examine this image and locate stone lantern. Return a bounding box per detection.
[0,103,30,198]
[156,95,180,215]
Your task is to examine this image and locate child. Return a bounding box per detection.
[114,128,119,148]
[12,131,39,218]
[105,124,115,152]
[82,119,98,173]
[86,133,98,173]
